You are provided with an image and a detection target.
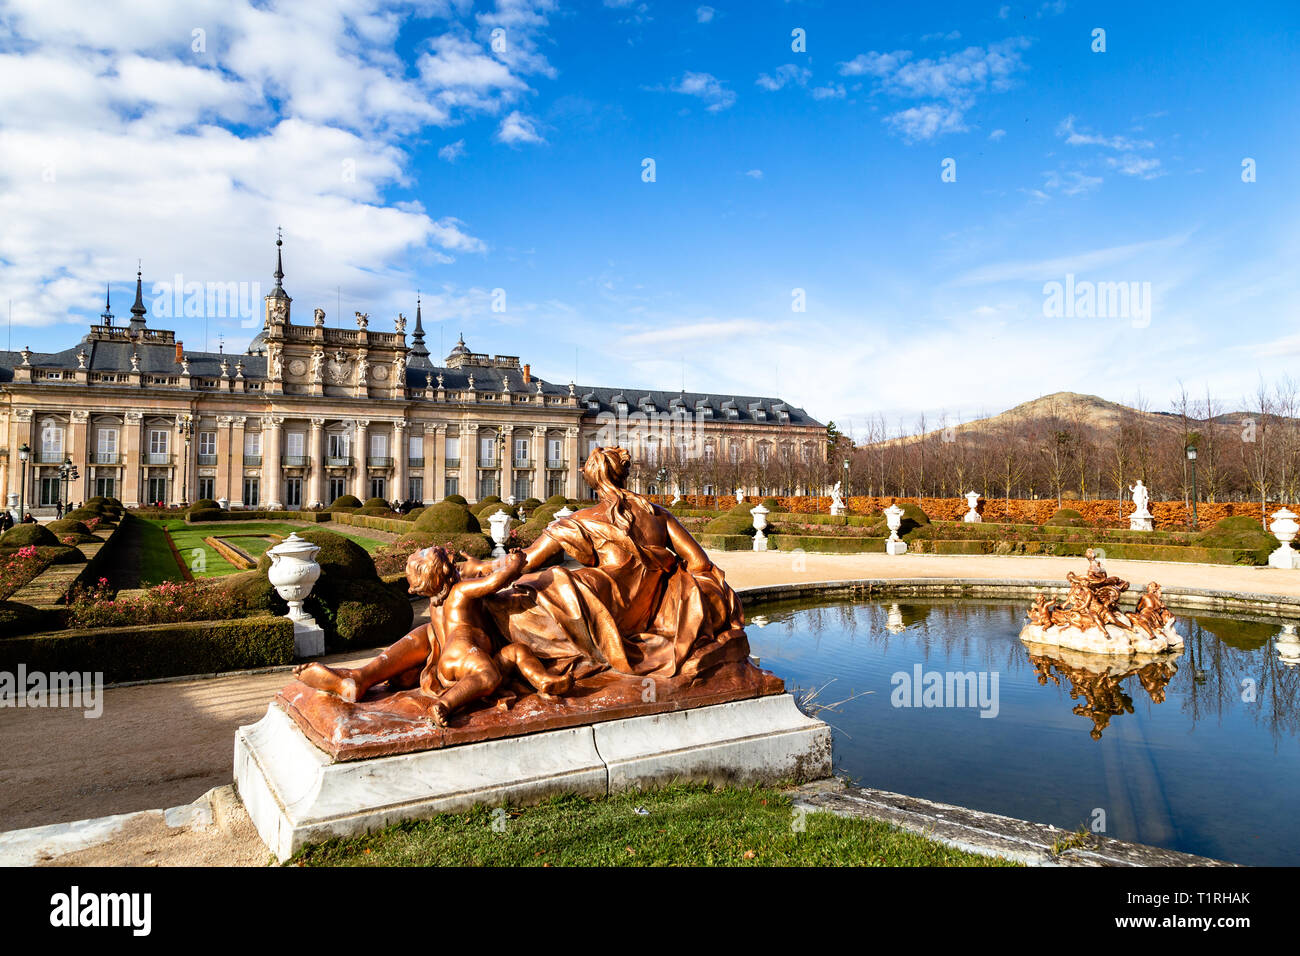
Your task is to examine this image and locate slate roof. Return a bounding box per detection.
[0,331,821,427]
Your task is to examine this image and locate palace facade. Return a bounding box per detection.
[0,244,825,513]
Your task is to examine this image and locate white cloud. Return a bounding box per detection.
[756,64,811,91]
[988,128,1006,140]
[496,110,546,145]
[671,71,736,111]
[839,38,1030,142]
[438,139,467,162]
[1106,154,1165,178]
[1056,115,1154,151]
[696,6,715,23]
[921,30,962,42]
[886,104,968,142]
[811,84,846,100]
[0,0,555,336]
[745,169,763,179]
[1041,169,1103,196]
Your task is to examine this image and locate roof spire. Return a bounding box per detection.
[128,263,147,332]
[409,289,430,367]
[273,226,285,292]
[101,283,114,327]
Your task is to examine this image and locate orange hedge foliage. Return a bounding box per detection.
[660,494,1280,531]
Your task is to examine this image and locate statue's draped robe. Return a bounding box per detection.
[482,504,748,679]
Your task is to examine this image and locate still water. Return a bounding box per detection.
[746,597,1300,866]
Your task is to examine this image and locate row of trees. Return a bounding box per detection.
[607,378,1300,514]
[830,379,1300,513]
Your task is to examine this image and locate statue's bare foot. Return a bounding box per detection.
[294,663,361,702]
[536,673,572,697]
[427,699,449,728]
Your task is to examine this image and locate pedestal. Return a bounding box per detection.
[886,538,907,555]
[1268,544,1300,570]
[963,512,982,523]
[1129,512,1154,532]
[292,621,325,658]
[753,533,767,552]
[234,694,832,861]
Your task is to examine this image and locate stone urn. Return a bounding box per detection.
[552,505,574,521]
[750,503,769,552]
[266,533,325,657]
[883,503,908,556]
[1276,623,1300,667]
[1268,508,1300,570]
[963,491,982,523]
[488,509,512,558]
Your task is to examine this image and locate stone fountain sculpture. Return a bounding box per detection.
[1021,549,1183,655]
[962,491,982,523]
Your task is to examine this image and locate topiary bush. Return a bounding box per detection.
[1194,515,1277,557]
[358,506,393,517]
[1,523,58,548]
[414,500,481,534]
[190,498,220,512]
[363,496,389,510]
[1046,508,1087,528]
[703,501,760,537]
[187,508,223,522]
[0,600,62,638]
[443,494,467,506]
[47,519,94,537]
[472,495,503,515]
[328,494,362,512]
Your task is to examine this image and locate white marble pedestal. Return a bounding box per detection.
[886,539,908,555]
[1129,512,1154,532]
[292,621,325,658]
[234,694,832,861]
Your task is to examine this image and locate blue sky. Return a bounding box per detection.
[1,0,1296,434]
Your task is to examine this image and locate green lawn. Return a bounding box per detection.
[291,785,1017,867]
[131,516,187,586]
[147,519,393,579]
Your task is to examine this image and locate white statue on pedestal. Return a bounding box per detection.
[883,502,907,555]
[1128,479,1153,531]
[830,481,845,516]
[734,487,744,504]
[962,491,982,523]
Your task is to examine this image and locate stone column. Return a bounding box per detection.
[459,422,476,501]
[533,429,546,499]
[70,410,90,504]
[429,423,444,504]
[308,418,325,508]
[122,411,143,507]
[565,427,580,498]
[263,415,284,509]
[215,416,232,505]
[393,421,407,505]
[500,424,514,501]
[354,419,369,500]
[230,416,247,507]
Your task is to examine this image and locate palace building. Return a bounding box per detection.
[0,241,824,513]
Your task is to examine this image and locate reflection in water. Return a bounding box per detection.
[1024,643,1180,740]
[747,596,1300,865]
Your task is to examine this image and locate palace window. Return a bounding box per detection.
[149,429,169,456]
[408,435,423,462]
[328,477,347,502]
[286,432,305,458]
[370,433,388,458]
[408,477,423,502]
[328,432,350,458]
[444,435,460,464]
[197,477,215,501]
[244,432,261,457]
[285,478,302,507]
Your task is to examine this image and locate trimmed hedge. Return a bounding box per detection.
[328,495,362,512]
[1,523,59,548]
[414,500,481,534]
[0,600,63,638]
[0,615,294,683]
[1046,508,1087,528]
[184,509,332,523]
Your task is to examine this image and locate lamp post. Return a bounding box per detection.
[17,443,30,521]
[843,457,850,497]
[1186,443,1199,530]
[58,456,79,517]
[178,414,194,506]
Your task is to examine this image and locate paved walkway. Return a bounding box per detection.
[3,550,1297,859]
